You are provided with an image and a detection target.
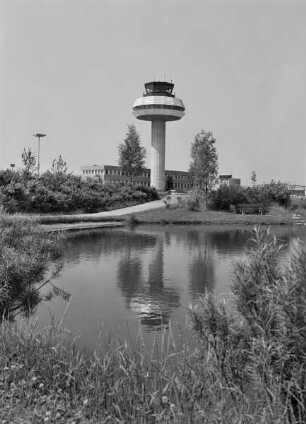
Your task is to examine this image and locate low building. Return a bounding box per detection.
[289,185,306,197]
[217,174,241,188]
[81,165,192,191]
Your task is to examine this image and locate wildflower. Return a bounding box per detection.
[32,376,38,383]
[39,383,44,389]
[162,396,168,404]
[83,398,89,407]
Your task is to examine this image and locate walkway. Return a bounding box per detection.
[40,199,165,231]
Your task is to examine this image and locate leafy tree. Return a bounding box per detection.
[51,155,68,175]
[211,184,246,211]
[118,124,146,183]
[251,170,257,186]
[0,169,15,186]
[21,148,37,176]
[189,130,218,204]
[165,175,174,191]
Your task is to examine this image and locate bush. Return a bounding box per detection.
[0,213,66,319]
[189,227,306,421]
[211,185,246,211]
[0,168,158,214]
[211,181,291,212]
[163,195,171,209]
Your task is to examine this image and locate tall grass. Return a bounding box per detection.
[189,227,306,423]
[0,319,286,424]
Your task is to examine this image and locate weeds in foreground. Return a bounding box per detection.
[1,318,294,424]
[189,227,306,423]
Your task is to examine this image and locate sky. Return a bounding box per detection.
[1,0,305,186]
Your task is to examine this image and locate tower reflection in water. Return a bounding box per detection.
[117,234,180,330]
[55,226,302,349]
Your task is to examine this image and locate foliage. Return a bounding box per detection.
[0,213,66,319]
[51,155,68,175]
[0,321,249,424]
[165,174,174,191]
[211,181,291,212]
[211,184,246,211]
[118,124,146,182]
[2,227,305,422]
[0,151,158,214]
[189,227,306,422]
[251,170,257,186]
[21,147,37,177]
[163,195,171,209]
[189,130,218,200]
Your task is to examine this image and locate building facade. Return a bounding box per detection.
[81,164,192,191]
[217,174,241,187]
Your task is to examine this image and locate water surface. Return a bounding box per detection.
[36,225,306,351]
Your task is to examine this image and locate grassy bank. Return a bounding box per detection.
[125,205,294,226]
[0,321,292,424]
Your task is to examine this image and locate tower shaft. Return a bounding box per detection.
[151,120,166,190]
[133,81,185,190]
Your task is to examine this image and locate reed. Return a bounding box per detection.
[0,317,297,423]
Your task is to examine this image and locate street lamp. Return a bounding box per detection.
[33,133,46,176]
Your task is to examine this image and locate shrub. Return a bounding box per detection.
[189,227,306,422]
[0,166,158,214]
[211,181,291,212]
[135,185,159,201]
[0,213,66,319]
[163,195,171,209]
[211,185,246,211]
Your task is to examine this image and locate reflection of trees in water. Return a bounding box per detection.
[63,229,157,265]
[187,233,215,301]
[185,228,248,254]
[117,255,143,307]
[188,253,215,300]
[185,228,295,301]
[117,236,180,331]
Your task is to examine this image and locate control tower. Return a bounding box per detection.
[132,81,185,190]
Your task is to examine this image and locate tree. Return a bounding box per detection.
[251,170,257,186]
[164,175,174,191]
[118,124,146,183]
[189,130,218,204]
[21,148,37,176]
[51,155,68,175]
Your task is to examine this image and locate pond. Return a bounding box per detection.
[35,225,306,352]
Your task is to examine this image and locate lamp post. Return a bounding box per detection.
[33,133,46,176]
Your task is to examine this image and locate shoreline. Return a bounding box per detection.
[39,206,296,232]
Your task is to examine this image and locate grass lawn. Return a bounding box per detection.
[125,205,294,225]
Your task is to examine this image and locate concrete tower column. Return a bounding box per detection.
[151,120,166,190]
[133,81,185,191]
